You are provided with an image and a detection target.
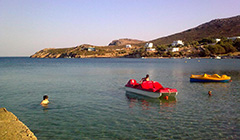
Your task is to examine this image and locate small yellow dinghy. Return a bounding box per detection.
[190,74,231,82]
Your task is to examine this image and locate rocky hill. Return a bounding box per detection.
[30,44,132,58]
[151,15,240,45]
[31,15,240,58]
[108,38,144,46]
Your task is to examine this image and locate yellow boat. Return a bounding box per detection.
[190,74,231,82]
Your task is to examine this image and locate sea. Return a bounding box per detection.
[0,57,239,140]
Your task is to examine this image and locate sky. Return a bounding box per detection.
[0,0,240,56]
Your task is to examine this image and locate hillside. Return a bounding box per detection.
[151,15,240,45]
[30,44,135,58]
[108,38,145,46]
[30,15,240,58]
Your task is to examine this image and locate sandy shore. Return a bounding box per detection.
[0,108,37,140]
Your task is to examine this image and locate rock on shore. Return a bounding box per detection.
[0,108,37,140]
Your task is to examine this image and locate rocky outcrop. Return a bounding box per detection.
[30,43,132,58]
[31,46,83,58]
[0,108,37,140]
[108,38,145,46]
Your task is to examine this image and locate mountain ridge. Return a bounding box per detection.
[108,38,145,46]
[30,15,240,58]
[150,15,240,45]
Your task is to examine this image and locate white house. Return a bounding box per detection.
[168,47,179,52]
[171,40,184,46]
[146,48,156,51]
[126,44,132,48]
[87,47,95,51]
[144,43,155,51]
[227,36,240,40]
[172,48,179,52]
[215,38,221,43]
[144,43,153,48]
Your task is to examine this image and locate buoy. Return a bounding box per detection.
[164,96,169,100]
[208,91,212,96]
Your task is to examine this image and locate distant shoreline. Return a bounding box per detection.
[0,55,240,59]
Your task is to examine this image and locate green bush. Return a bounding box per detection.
[162,53,168,57]
[156,45,167,52]
[200,48,211,57]
[206,45,226,54]
[233,38,240,51]
[221,43,237,53]
[198,38,215,44]
[167,51,173,57]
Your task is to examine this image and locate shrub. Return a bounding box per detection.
[221,43,237,53]
[198,38,215,44]
[200,48,211,57]
[167,51,173,57]
[233,38,240,51]
[207,45,226,54]
[156,45,167,52]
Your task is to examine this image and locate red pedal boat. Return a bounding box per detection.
[125,79,178,98]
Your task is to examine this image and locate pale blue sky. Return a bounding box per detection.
[0,0,239,56]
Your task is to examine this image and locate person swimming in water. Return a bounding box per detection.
[139,74,150,83]
[40,95,49,105]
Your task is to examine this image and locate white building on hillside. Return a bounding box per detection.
[144,43,155,51]
[227,36,240,40]
[144,43,153,48]
[215,38,221,43]
[171,40,184,46]
[87,47,95,51]
[168,47,179,52]
[126,44,132,48]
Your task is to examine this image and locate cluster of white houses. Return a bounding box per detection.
[84,36,240,53]
[125,40,184,52]
[125,36,240,53]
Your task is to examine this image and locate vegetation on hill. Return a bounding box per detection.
[127,37,240,58]
[200,38,240,56]
[30,44,136,58]
[31,15,240,58]
[151,15,240,46]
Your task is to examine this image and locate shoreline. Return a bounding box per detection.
[0,108,37,140]
[0,55,240,59]
[29,56,240,59]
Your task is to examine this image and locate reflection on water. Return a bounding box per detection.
[125,91,177,110]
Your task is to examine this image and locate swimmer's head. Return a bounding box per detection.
[43,95,48,100]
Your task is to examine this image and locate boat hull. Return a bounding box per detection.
[190,78,230,82]
[190,74,231,83]
[125,87,178,98]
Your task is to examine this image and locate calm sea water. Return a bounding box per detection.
[0,57,239,140]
